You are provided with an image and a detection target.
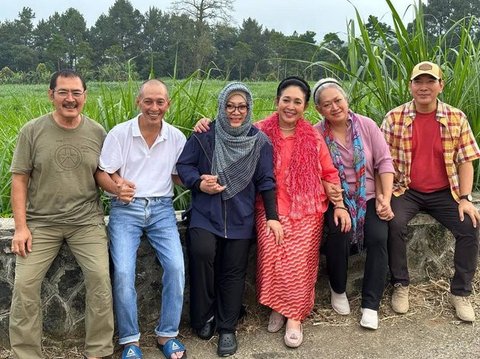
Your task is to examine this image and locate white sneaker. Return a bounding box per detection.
[360,308,378,330]
[330,288,350,315]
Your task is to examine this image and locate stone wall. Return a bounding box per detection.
[0,209,474,348]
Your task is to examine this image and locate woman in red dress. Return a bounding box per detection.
[255,76,349,348]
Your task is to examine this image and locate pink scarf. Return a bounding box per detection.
[258,112,324,219]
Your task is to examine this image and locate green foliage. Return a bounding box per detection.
[0,67,15,81]
[309,0,480,187]
[0,78,282,216]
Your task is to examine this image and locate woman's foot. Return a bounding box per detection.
[360,308,379,330]
[330,287,351,315]
[284,319,303,348]
[267,310,286,333]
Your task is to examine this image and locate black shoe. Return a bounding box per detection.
[217,333,237,357]
[195,320,216,340]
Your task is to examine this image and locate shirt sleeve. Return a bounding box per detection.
[10,128,33,174]
[456,115,480,163]
[368,119,394,174]
[98,129,124,174]
[176,135,203,190]
[172,132,187,175]
[254,141,276,192]
[317,132,340,184]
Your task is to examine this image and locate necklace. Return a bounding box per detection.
[279,125,296,131]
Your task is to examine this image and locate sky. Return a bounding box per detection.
[1,0,421,40]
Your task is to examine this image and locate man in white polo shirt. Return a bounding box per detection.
[95,79,187,359]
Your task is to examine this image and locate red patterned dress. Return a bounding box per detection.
[255,114,340,320]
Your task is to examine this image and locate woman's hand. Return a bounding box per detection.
[199,174,225,194]
[266,219,284,245]
[334,206,352,232]
[323,181,344,203]
[376,194,394,221]
[194,118,212,133]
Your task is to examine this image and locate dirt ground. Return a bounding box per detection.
[1,279,479,359]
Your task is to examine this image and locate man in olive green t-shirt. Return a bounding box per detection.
[8,70,114,359]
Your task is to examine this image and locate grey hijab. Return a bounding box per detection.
[212,82,269,200]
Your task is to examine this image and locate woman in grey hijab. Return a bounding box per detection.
[177,82,283,357]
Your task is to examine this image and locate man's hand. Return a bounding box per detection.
[266,219,284,245]
[11,227,32,257]
[376,194,394,221]
[115,178,136,203]
[193,118,211,133]
[458,200,480,228]
[199,174,225,194]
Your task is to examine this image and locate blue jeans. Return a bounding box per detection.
[108,197,185,344]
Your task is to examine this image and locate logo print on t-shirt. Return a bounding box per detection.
[55,144,82,170]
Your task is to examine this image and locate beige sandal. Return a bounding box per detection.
[284,323,303,348]
[267,311,286,333]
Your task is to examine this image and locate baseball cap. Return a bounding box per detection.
[410,61,442,80]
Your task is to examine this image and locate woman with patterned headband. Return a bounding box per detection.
[312,77,394,330]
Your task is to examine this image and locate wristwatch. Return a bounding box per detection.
[459,194,473,202]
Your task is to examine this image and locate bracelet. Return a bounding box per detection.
[334,206,349,212]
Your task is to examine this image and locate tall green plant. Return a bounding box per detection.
[309,0,480,187]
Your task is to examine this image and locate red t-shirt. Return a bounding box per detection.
[409,110,450,193]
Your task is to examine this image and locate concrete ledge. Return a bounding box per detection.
[1,200,478,348]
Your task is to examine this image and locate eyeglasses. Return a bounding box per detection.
[53,89,85,98]
[225,104,248,114]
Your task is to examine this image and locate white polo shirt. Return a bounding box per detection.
[99,115,186,197]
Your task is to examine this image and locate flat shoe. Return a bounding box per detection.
[360,308,379,330]
[331,288,351,315]
[284,324,303,348]
[196,319,215,340]
[217,332,237,357]
[267,311,286,333]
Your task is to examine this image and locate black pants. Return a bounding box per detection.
[187,227,251,333]
[388,189,479,296]
[322,199,388,310]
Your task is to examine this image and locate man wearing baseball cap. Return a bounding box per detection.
[381,61,480,322]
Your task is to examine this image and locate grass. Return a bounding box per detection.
[4,2,480,214]
[308,0,480,185]
[0,78,296,216]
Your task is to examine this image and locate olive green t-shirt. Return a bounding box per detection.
[10,113,106,226]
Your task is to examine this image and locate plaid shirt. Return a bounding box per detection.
[381,99,480,200]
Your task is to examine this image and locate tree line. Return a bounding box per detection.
[0,0,479,83]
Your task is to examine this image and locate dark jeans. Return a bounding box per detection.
[187,227,251,333]
[322,199,388,310]
[388,189,479,296]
